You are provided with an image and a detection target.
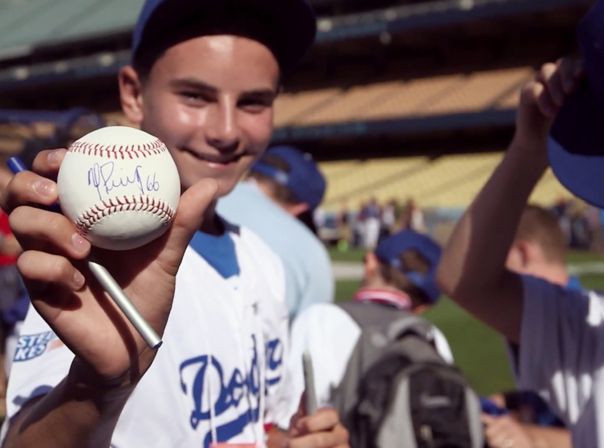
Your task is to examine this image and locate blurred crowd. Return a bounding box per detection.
[315,197,426,250]
[550,197,604,252]
[314,194,604,258]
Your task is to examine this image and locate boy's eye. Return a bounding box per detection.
[238,96,274,113]
[180,91,212,104]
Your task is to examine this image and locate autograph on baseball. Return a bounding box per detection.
[58,126,180,250]
[87,162,161,201]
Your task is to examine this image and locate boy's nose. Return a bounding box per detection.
[205,103,240,151]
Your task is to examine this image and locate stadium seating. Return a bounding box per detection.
[274,67,533,126]
[319,152,574,211]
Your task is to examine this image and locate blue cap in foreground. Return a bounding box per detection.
[548,0,604,207]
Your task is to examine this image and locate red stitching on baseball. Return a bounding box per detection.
[75,195,175,235]
[68,138,167,159]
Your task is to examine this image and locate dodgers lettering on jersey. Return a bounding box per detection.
[265,338,283,387]
[4,228,289,448]
[179,336,284,447]
[13,331,59,362]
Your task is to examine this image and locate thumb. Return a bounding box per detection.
[159,179,219,272]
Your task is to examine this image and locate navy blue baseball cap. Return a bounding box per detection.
[131,0,316,73]
[250,145,326,210]
[548,0,604,208]
[375,229,442,304]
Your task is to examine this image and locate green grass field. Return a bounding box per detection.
[332,248,604,395]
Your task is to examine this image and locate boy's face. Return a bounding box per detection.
[122,34,280,197]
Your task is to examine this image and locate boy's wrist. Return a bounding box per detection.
[66,358,137,407]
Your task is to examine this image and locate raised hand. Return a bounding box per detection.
[513,58,583,155]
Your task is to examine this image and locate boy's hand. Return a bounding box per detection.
[287,407,349,448]
[512,58,583,157]
[0,148,218,389]
[482,414,534,448]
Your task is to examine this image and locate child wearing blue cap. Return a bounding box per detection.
[0,1,348,447]
[438,1,604,446]
[284,229,454,429]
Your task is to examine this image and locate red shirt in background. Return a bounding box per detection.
[0,211,17,266]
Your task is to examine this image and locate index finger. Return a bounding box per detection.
[0,170,58,214]
[31,148,67,178]
[0,149,66,214]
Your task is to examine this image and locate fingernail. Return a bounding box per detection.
[72,270,85,290]
[33,179,56,197]
[47,150,61,166]
[71,233,90,253]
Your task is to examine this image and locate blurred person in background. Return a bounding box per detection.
[282,229,453,426]
[483,205,573,448]
[218,145,334,320]
[362,197,381,249]
[584,204,603,253]
[436,40,603,446]
[336,199,352,252]
[352,200,367,248]
[380,198,399,238]
[400,197,426,233]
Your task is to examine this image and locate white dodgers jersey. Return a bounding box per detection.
[3,224,289,448]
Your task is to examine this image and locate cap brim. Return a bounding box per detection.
[548,81,604,207]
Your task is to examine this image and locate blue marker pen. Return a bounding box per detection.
[6,156,27,174]
[6,156,162,349]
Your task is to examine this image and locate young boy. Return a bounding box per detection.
[484,206,573,448]
[0,1,348,447]
[437,1,603,445]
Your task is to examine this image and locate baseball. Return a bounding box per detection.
[57,126,181,251]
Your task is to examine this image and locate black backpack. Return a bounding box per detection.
[331,301,484,448]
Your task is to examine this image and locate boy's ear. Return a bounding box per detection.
[412,303,429,315]
[284,202,309,218]
[515,240,534,268]
[118,66,144,125]
[506,241,525,273]
[364,252,381,277]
